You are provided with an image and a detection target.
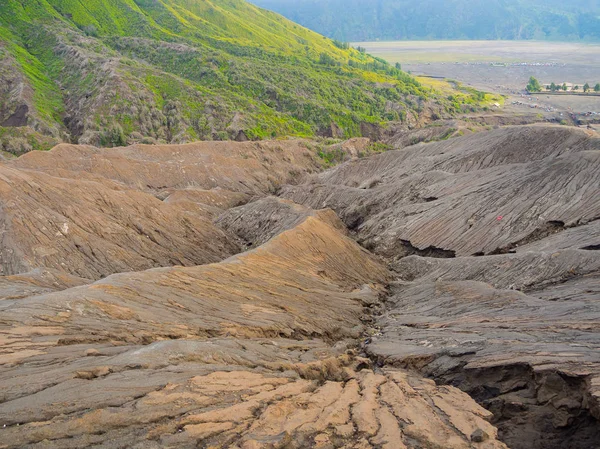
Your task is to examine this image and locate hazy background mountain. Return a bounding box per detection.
[251,0,600,42]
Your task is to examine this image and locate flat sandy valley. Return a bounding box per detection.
[357,40,600,119]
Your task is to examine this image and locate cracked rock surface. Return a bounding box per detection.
[0,212,501,448]
[282,125,600,448]
[280,125,600,448]
[2,125,599,448]
[0,138,509,448]
[369,250,600,449]
[281,125,600,258]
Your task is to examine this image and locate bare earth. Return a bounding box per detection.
[0,138,513,449]
[0,124,598,448]
[357,41,600,126]
[282,125,600,449]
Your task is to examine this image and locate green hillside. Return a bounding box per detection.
[251,0,600,42]
[0,0,466,151]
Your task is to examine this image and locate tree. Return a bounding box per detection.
[332,40,349,50]
[550,82,557,92]
[318,53,336,66]
[573,85,580,91]
[595,83,600,92]
[99,124,126,148]
[584,83,590,92]
[526,76,542,92]
[395,62,402,71]
[562,83,568,91]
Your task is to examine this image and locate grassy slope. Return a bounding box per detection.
[0,0,477,149]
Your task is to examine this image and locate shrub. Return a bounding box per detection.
[99,124,127,147]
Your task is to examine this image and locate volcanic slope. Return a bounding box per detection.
[0,197,508,449]
[282,124,600,449]
[282,125,600,258]
[2,124,598,449]
[0,139,325,279]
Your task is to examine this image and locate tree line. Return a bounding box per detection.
[527,77,600,93]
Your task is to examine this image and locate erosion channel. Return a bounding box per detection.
[1,125,599,449]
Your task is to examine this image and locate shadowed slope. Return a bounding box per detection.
[282,126,600,257]
[217,196,349,248]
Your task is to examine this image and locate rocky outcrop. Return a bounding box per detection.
[0,50,31,130]
[0,45,62,140]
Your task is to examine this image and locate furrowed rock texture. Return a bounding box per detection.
[0,268,90,300]
[5,125,597,449]
[0,213,390,349]
[0,347,506,449]
[163,188,251,218]
[216,196,350,249]
[0,139,326,279]
[281,125,600,258]
[0,164,240,279]
[515,219,600,253]
[369,250,600,449]
[269,126,600,449]
[279,125,600,448]
[0,207,507,448]
[10,140,322,195]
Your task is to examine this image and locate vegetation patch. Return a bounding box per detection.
[0,0,470,151]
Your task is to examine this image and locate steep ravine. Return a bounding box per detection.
[262,196,600,448]
[344,234,600,448]
[341,240,600,448]
[276,125,600,449]
[360,278,600,449]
